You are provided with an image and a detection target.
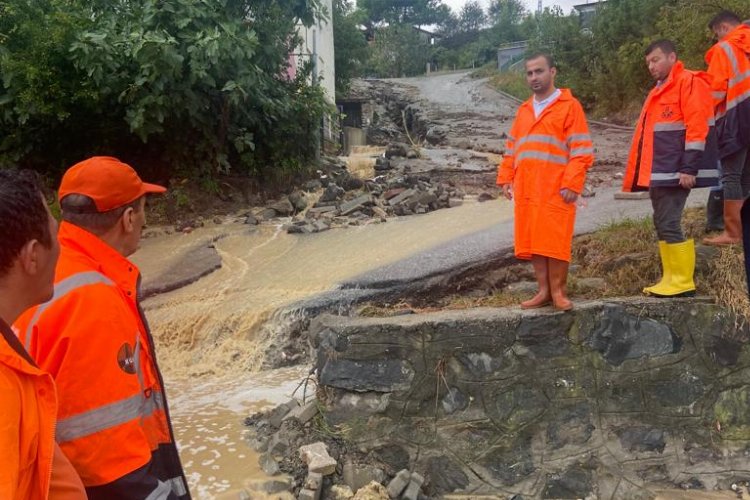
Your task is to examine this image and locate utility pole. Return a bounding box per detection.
[537,0,542,15]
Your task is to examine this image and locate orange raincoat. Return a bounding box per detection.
[497,89,594,262]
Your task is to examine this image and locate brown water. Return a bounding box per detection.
[135,199,512,497]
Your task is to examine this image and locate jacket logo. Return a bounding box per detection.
[661,106,674,119]
[117,343,136,375]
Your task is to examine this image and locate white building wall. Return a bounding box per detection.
[297,0,336,105]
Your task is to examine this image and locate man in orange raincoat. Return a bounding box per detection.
[0,170,87,500]
[497,53,594,311]
[622,40,718,297]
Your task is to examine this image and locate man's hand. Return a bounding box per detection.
[679,173,696,189]
[560,188,579,204]
[500,184,513,200]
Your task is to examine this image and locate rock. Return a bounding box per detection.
[299,442,337,476]
[352,481,389,500]
[319,359,415,392]
[304,179,323,192]
[342,177,365,191]
[270,198,295,216]
[259,453,280,476]
[258,208,278,220]
[387,189,417,207]
[341,194,374,216]
[289,191,308,212]
[586,304,681,366]
[248,436,268,453]
[386,143,409,158]
[442,387,468,414]
[402,472,424,500]
[423,457,469,496]
[386,470,411,498]
[269,400,300,428]
[415,192,438,206]
[213,216,224,224]
[542,467,593,499]
[268,433,290,456]
[455,139,471,149]
[312,221,331,233]
[373,206,388,219]
[369,445,410,475]
[320,183,345,203]
[343,462,386,493]
[374,157,392,172]
[617,427,667,454]
[425,126,447,145]
[245,214,259,225]
[283,399,319,425]
[246,477,293,494]
[300,472,323,500]
[384,188,406,200]
[575,277,607,293]
[477,192,497,202]
[406,149,419,159]
[330,485,355,500]
[448,198,463,208]
[613,191,649,200]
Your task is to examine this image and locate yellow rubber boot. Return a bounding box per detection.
[648,239,696,298]
[643,241,671,296]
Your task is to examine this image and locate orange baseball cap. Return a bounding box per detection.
[59,156,166,212]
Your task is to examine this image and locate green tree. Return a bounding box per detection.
[365,24,430,77]
[0,0,331,179]
[333,0,369,97]
[459,1,487,32]
[357,0,451,26]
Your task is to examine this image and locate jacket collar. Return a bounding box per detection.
[522,87,573,110]
[707,24,750,65]
[58,222,141,299]
[0,316,41,375]
[650,60,684,96]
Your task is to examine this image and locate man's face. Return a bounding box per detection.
[712,22,733,41]
[646,48,676,82]
[35,200,60,303]
[525,57,556,96]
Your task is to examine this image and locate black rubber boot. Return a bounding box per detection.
[706,190,725,232]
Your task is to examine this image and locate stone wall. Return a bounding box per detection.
[309,298,750,498]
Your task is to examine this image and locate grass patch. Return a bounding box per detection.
[485,71,530,102]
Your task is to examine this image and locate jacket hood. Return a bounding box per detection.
[726,23,750,53]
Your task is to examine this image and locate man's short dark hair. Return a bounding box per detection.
[61,194,142,234]
[525,52,556,69]
[709,10,741,30]
[0,170,52,277]
[645,39,678,57]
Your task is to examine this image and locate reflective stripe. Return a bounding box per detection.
[713,90,727,100]
[651,169,719,181]
[653,121,686,132]
[506,135,515,142]
[721,41,740,74]
[730,69,750,87]
[23,271,115,349]
[169,477,188,497]
[566,133,592,144]
[56,390,165,443]
[708,117,716,126]
[515,150,568,166]
[145,480,172,500]
[570,146,594,156]
[685,141,706,151]
[727,88,750,111]
[516,134,568,152]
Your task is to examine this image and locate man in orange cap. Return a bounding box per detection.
[0,170,87,500]
[15,157,191,499]
[497,53,594,311]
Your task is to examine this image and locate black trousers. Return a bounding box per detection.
[650,186,690,243]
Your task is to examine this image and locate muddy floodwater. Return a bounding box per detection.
[135,198,513,497]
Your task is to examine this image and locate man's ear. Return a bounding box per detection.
[17,240,40,275]
[550,66,557,79]
[121,207,136,234]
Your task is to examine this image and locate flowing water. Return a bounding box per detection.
[134,198,513,497]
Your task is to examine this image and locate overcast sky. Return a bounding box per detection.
[443,0,586,16]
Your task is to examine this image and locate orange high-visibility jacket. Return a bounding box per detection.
[623,61,719,192]
[497,88,594,262]
[706,23,750,158]
[14,222,190,500]
[0,317,56,500]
